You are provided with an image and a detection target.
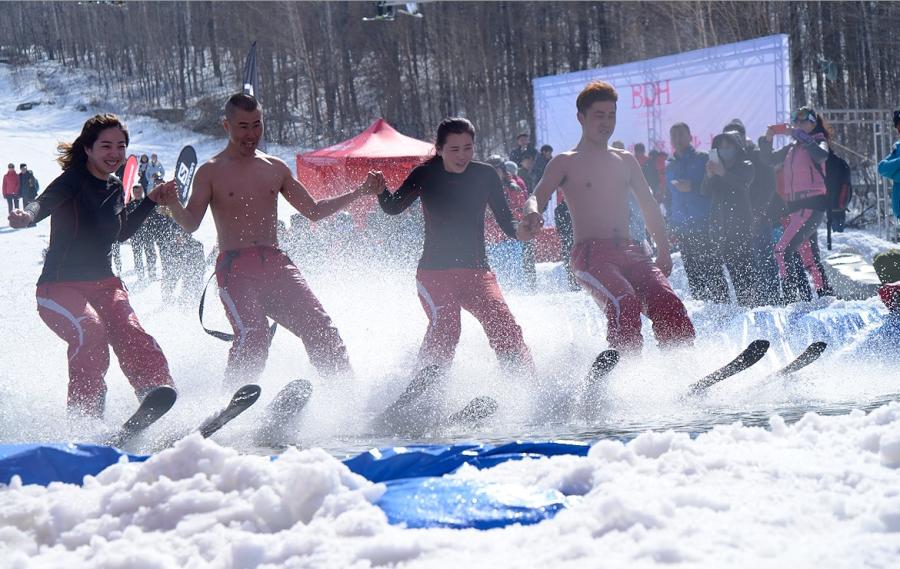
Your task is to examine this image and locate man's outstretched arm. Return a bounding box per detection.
[156,163,212,233]
[627,153,673,275]
[282,162,379,221]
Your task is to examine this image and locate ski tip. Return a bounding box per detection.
[749,339,771,354]
[469,395,499,414]
[808,341,827,354]
[144,385,178,410]
[594,349,620,367]
[233,384,262,405]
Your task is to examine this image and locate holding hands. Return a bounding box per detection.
[361,170,386,195]
[8,209,33,228]
[516,211,544,241]
[150,180,180,207]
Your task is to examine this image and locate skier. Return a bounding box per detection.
[6,114,175,417]
[375,117,535,375]
[518,81,695,353]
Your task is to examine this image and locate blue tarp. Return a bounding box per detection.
[0,440,592,529]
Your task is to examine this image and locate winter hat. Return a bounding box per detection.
[723,118,746,137]
[504,161,518,175]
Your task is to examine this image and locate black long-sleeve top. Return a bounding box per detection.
[25,165,158,284]
[378,159,517,270]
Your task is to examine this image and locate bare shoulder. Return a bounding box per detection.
[609,147,636,162]
[255,151,292,176]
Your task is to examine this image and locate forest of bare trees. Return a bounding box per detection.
[1,1,897,153]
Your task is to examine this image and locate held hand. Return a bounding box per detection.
[517,211,543,241]
[765,126,775,143]
[8,209,33,228]
[149,180,178,206]
[360,171,384,195]
[655,248,673,277]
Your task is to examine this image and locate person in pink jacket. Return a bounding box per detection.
[3,163,20,214]
[760,106,834,298]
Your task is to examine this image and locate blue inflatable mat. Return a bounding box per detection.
[0,443,148,487]
[0,440,591,529]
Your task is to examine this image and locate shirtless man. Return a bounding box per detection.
[157,93,379,385]
[518,81,695,353]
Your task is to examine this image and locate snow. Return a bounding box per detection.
[3,60,900,567]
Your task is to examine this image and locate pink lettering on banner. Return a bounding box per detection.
[630,80,672,109]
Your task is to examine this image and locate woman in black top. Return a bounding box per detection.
[8,114,175,417]
[378,118,535,375]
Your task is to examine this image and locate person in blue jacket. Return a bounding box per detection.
[666,122,728,302]
[877,108,900,220]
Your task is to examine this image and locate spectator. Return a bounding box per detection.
[877,108,900,221]
[724,118,780,306]
[644,149,668,210]
[146,153,165,186]
[666,122,729,302]
[485,157,527,290]
[509,132,535,166]
[3,163,20,215]
[553,194,579,291]
[703,131,756,306]
[127,184,158,281]
[156,209,205,306]
[19,164,40,207]
[633,143,649,167]
[517,150,537,194]
[533,144,553,183]
[138,154,150,191]
[760,106,834,298]
[507,159,536,291]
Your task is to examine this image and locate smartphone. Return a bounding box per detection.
[708,148,720,164]
[770,123,790,135]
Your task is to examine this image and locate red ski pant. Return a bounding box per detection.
[775,208,827,290]
[571,240,695,352]
[36,277,173,416]
[216,246,351,384]
[415,268,534,374]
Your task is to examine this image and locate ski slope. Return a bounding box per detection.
[2,61,900,568]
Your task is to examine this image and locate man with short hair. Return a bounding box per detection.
[666,122,728,302]
[19,164,39,207]
[519,81,694,353]
[158,93,380,386]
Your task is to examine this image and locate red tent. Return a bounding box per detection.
[296,118,433,225]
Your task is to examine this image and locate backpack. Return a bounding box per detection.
[823,151,853,232]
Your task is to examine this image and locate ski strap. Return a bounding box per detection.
[198,254,277,343]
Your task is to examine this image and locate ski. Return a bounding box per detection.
[687,339,770,395]
[105,385,177,448]
[586,349,620,385]
[198,384,262,438]
[381,364,443,417]
[445,396,498,427]
[254,379,313,444]
[773,342,827,376]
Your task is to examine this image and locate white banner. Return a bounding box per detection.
[533,35,792,225]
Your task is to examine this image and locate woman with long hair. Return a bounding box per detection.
[377,118,535,376]
[761,105,834,298]
[7,114,175,417]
